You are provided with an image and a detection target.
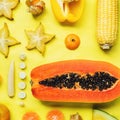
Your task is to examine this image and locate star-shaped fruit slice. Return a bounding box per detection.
[0,23,20,57]
[25,23,55,54]
[0,0,19,20]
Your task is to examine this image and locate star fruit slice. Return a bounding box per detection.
[25,23,55,54]
[0,23,20,57]
[0,0,19,20]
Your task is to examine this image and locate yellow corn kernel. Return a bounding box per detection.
[96,0,118,50]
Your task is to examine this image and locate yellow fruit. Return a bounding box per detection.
[93,109,118,120]
[0,0,19,19]
[65,34,80,50]
[0,104,10,120]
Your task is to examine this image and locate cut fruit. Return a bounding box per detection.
[46,109,64,120]
[31,60,120,103]
[22,111,40,120]
[0,104,10,120]
[93,109,118,120]
[25,23,55,54]
[0,0,19,19]
[0,23,20,57]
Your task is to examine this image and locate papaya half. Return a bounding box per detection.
[31,60,120,103]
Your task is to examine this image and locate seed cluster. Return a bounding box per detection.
[39,72,118,91]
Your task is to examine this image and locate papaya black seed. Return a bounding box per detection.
[39,72,118,91]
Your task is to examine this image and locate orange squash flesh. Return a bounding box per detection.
[31,60,120,103]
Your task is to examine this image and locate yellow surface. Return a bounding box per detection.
[0,0,120,120]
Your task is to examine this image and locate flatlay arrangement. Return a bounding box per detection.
[0,0,119,120]
[0,0,118,57]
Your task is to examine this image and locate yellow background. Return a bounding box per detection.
[0,0,120,119]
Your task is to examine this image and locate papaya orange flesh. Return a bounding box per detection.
[31,60,120,103]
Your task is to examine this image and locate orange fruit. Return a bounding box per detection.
[65,34,80,50]
[46,110,64,120]
[0,104,10,120]
[22,112,40,120]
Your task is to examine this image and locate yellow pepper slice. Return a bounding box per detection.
[50,0,84,23]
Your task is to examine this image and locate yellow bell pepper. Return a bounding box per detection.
[50,0,84,23]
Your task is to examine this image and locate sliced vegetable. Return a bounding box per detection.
[19,53,26,61]
[19,71,27,80]
[50,0,84,23]
[96,0,118,50]
[18,82,26,90]
[18,91,26,99]
[31,60,120,103]
[93,109,118,120]
[65,34,80,50]
[19,62,26,70]
[46,109,64,120]
[8,60,15,97]
[22,111,40,120]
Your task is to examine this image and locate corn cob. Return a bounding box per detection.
[96,0,118,50]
